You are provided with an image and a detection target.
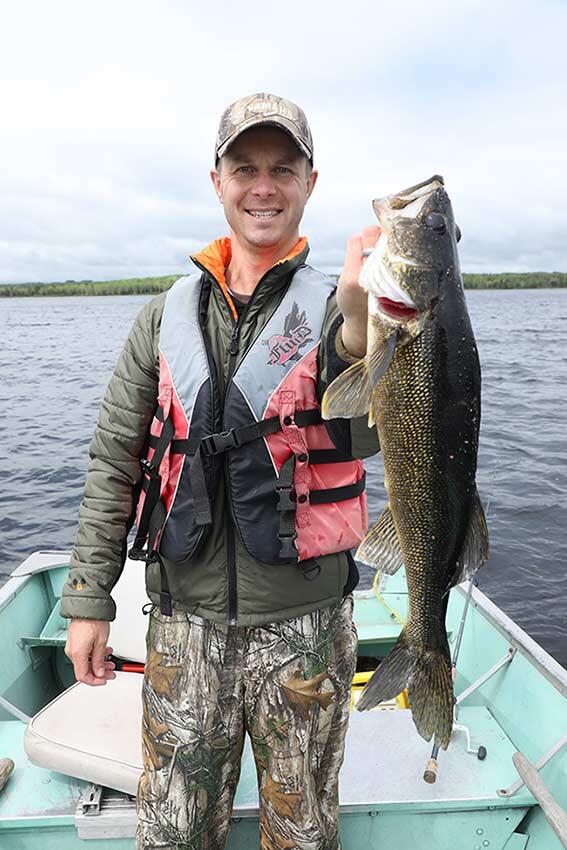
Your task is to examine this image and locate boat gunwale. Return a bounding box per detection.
[2,553,567,700]
[354,583,567,700]
[456,582,567,700]
[0,573,31,612]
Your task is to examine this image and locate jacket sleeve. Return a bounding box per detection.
[317,291,380,460]
[60,294,164,621]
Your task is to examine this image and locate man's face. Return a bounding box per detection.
[210,126,318,252]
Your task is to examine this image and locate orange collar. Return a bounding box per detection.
[191,236,307,321]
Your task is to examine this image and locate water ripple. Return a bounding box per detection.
[1,289,566,664]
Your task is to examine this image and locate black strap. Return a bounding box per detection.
[156,552,172,616]
[189,450,213,526]
[158,409,324,458]
[146,498,168,553]
[309,473,366,504]
[147,437,353,467]
[131,414,174,553]
[308,449,354,464]
[343,550,360,596]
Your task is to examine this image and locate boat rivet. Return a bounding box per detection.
[42,777,51,784]
[474,845,481,850]
[476,828,484,835]
[483,842,489,847]
[369,810,378,817]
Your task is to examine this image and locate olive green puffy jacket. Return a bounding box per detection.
[60,238,379,626]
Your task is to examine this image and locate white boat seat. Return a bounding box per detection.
[24,671,144,796]
[107,555,151,664]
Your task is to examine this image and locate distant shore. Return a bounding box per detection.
[1,272,567,297]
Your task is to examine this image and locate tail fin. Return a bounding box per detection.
[357,627,454,749]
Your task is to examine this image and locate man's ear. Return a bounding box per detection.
[306,168,319,201]
[210,169,223,202]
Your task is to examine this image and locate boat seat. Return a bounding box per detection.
[24,671,143,796]
[107,555,150,664]
[23,556,160,794]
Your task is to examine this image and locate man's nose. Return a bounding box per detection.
[251,171,277,196]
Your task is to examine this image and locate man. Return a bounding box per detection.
[62,92,380,849]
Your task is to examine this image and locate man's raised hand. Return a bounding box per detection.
[337,225,381,358]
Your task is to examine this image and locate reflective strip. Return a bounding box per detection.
[159,275,210,426]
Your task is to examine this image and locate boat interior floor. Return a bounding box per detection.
[2,677,533,834]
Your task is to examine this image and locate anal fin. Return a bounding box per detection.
[357,627,415,710]
[451,488,490,587]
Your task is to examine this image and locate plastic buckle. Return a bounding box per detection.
[278,533,298,559]
[300,561,321,581]
[201,429,239,456]
[140,457,159,479]
[128,546,157,565]
[275,486,296,511]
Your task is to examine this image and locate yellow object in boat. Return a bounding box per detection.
[350,670,408,711]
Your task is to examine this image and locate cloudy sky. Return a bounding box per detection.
[2,0,566,283]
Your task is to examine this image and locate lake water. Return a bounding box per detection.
[1,289,566,664]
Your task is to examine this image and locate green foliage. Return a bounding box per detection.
[461,272,567,289]
[0,275,179,297]
[1,271,567,297]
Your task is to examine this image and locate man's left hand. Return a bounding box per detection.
[337,225,381,358]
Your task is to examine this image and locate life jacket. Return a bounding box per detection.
[129,264,368,609]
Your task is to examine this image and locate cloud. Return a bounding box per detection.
[1,0,566,282]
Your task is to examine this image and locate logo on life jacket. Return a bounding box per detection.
[263,302,313,366]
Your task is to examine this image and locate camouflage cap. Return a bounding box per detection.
[215,93,313,165]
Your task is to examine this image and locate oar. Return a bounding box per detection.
[0,758,15,793]
[513,752,567,848]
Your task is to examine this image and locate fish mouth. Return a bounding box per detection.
[361,238,421,322]
[373,175,445,222]
[377,297,419,322]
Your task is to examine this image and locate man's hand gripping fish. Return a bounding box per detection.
[322,176,489,749]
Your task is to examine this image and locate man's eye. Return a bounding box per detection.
[237,166,254,173]
[274,167,291,174]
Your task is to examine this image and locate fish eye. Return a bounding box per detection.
[456,224,462,243]
[424,212,447,234]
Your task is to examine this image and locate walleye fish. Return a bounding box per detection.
[322,175,488,749]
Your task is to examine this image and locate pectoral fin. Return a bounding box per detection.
[451,489,489,587]
[367,325,397,389]
[321,324,396,421]
[321,360,372,420]
[355,505,404,574]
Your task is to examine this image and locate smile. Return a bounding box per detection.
[246,210,282,219]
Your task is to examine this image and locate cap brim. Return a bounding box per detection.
[216,117,312,162]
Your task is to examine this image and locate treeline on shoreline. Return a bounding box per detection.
[1,271,567,297]
[463,272,567,289]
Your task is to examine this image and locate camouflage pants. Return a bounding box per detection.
[135,595,358,850]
